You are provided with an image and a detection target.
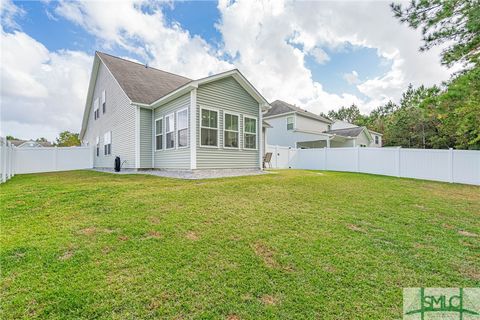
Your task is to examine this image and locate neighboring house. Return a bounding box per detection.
[79,52,270,170]
[10,140,53,148]
[329,120,382,147]
[263,100,382,148]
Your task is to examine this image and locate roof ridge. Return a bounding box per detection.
[95,51,192,81]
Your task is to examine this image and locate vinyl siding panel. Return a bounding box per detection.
[83,62,136,168]
[196,77,260,169]
[296,114,330,133]
[153,93,191,169]
[139,108,153,168]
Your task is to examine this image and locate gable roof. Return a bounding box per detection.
[97,52,192,105]
[325,126,371,141]
[264,100,332,123]
[10,140,52,147]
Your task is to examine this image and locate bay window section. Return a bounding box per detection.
[200,108,218,147]
[244,117,257,149]
[165,113,175,149]
[224,113,239,148]
[177,108,188,148]
[155,118,163,150]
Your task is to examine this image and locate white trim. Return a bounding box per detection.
[223,111,240,149]
[176,107,189,149]
[243,115,258,150]
[154,116,164,152]
[135,106,140,168]
[189,89,197,169]
[164,112,175,150]
[199,106,220,148]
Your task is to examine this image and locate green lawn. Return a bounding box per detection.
[1,170,479,319]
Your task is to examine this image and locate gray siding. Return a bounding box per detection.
[139,108,153,168]
[83,62,136,168]
[153,93,191,169]
[196,77,260,169]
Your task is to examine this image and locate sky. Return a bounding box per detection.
[0,0,455,141]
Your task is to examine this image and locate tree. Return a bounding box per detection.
[36,137,49,142]
[327,104,363,124]
[391,0,480,67]
[55,131,81,147]
[6,135,19,141]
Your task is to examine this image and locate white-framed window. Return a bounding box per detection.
[104,131,111,155]
[176,108,188,148]
[224,112,239,148]
[374,135,379,144]
[165,113,175,149]
[286,116,294,130]
[155,117,163,151]
[200,108,218,147]
[93,98,100,120]
[101,90,106,114]
[95,136,100,157]
[244,116,257,149]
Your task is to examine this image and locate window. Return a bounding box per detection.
[177,108,188,148]
[104,131,111,155]
[102,90,106,114]
[244,116,257,149]
[286,116,294,130]
[224,113,239,148]
[327,124,331,131]
[165,113,175,149]
[93,98,100,120]
[155,118,163,150]
[374,135,379,144]
[95,136,99,157]
[200,108,218,147]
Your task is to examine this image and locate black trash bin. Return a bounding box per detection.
[114,156,121,172]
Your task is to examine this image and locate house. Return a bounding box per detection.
[10,140,53,148]
[263,100,382,148]
[79,52,270,171]
[329,120,382,147]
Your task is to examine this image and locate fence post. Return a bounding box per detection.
[355,146,360,172]
[275,145,278,168]
[6,141,10,180]
[2,138,6,183]
[324,147,328,171]
[396,147,401,177]
[54,146,58,171]
[448,148,453,183]
[287,147,291,169]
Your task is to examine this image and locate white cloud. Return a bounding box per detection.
[310,47,330,64]
[1,0,458,140]
[0,28,91,140]
[343,70,359,85]
[0,0,25,29]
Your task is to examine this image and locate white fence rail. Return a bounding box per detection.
[0,137,15,183]
[266,145,480,185]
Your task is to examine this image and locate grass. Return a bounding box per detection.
[1,170,479,319]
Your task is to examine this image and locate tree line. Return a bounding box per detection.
[325,0,479,150]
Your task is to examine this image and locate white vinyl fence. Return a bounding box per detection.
[0,137,15,183]
[0,138,94,184]
[267,145,480,185]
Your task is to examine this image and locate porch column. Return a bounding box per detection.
[326,137,330,148]
[352,139,356,147]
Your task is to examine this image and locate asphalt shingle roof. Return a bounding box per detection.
[264,100,332,123]
[324,126,365,137]
[97,52,192,105]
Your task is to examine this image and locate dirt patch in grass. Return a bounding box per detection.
[148,216,161,225]
[253,242,278,268]
[118,235,129,241]
[59,249,74,261]
[458,230,478,237]
[186,231,199,241]
[226,314,240,320]
[145,231,162,239]
[347,224,365,233]
[260,294,279,306]
[79,227,96,236]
